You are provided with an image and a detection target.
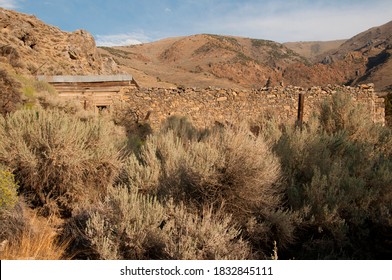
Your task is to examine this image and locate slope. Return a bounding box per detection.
[0,8,118,76]
[317,20,392,90]
[283,40,346,61]
[99,34,309,88]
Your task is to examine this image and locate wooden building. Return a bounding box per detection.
[37,74,139,111]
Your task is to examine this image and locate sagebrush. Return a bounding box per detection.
[0,109,124,216]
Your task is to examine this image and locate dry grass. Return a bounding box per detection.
[0,212,68,260]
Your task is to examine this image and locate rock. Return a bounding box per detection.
[68,49,79,60]
[360,83,374,89]
[0,7,119,75]
[217,96,227,102]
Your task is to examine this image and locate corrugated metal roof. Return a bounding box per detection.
[37,74,133,83]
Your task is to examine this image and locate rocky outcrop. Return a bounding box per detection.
[0,8,118,75]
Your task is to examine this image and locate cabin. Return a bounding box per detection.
[37,74,139,111]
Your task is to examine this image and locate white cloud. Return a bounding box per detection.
[95,32,150,47]
[195,1,392,42]
[0,0,19,9]
[164,7,172,13]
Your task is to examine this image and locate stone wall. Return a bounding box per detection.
[123,84,385,129]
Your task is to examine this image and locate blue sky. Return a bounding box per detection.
[1,0,392,46]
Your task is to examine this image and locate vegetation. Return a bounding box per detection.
[0,166,18,212]
[84,186,250,259]
[251,39,278,49]
[251,39,309,64]
[0,45,22,68]
[205,34,241,49]
[385,90,392,127]
[0,69,22,116]
[0,109,123,216]
[272,94,392,259]
[98,46,133,60]
[0,79,390,259]
[0,207,69,260]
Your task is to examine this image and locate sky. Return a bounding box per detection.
[1,0,392,46]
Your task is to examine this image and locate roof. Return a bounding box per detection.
[37,74,134,83]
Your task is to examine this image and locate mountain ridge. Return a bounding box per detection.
[101,18,392,90]
[0,7,390,92]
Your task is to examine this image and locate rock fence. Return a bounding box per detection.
[123,84,385,129]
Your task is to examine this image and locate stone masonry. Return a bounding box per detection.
[122,84,384,129]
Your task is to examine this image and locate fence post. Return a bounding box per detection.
[297,93,305,129]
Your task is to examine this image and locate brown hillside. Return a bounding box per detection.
[0,8,118,75]
[101,20,392,90]
[99,34,309,88]
[332,20,392,57]
[316,20,392,90]
[283,40,346,61]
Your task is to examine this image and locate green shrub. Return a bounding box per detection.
[0,109,123,216]
[10,75,57,110]
[85,186,251,260]
[0,166,18,212]
[319,93,375,141]
[271,95,392,259]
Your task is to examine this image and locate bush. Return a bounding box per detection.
[319,93,375,141]
[0,45,22,68]
[160,115,206,141]
[122,123,282,217]
[272,95,392,259]
[110,101,152,154]
[84,186,251,260]
[0,109,123,216]
[118,120,288,257]
[0,69,22,116]
[35,91,84,115]
[0,165,18,212]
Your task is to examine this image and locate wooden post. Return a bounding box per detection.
[297,93,305,129]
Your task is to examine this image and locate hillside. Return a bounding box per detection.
[313,20,392,90]
[338,20,392,90]
[0,8,118,76]
[99,33,365,89]
[101,21,392,91]
[99,34,309,88]
[283,40,346,61]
